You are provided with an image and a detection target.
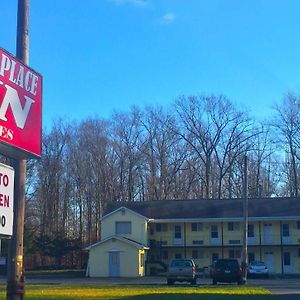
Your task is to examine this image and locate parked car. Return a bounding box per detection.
[247,261,269,278]
[167,259,197,285]
[210,259,244,285]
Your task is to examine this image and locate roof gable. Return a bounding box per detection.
[85,235,148,251]
[100,206,149,222]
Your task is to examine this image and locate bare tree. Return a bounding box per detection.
[273,93,300,196]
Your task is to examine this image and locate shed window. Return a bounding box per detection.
[140,253,144,267]
[115,221,132,234]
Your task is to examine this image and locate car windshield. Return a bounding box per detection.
[251,261,265,266]
[215,260,238,269]
[171,260,192,267]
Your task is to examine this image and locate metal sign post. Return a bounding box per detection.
[7,1,29,299]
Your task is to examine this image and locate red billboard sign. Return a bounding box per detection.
[0,48,42,159]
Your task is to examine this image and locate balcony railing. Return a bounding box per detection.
[148,234,300,248]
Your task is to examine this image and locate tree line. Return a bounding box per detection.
[6,93,300,269]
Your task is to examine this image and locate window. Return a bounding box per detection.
[284,252,291,266]
[248,252,255,263]
[156,223,167,232]
[229,250,241,259]
[148,225,154,235]
[175,253,182,259]
[229,240,240,244]
[248,224,254,238]
[157,240,168,246]
[115,221,132,234]
[228,222,240,231]
[212,253,219,263]
[282,223,290,237]
[191,223,203,231]
[192,240,204,245]
[174,225,182,239]
[211,225,218,238]
[140,253,144,267]
[192,250,198,259]
[162,251,168,260]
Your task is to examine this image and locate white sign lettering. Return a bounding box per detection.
[0,81,35,129]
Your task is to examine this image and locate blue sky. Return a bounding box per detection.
[2,0,300,129]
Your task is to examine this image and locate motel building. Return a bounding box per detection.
[85,197,300,277]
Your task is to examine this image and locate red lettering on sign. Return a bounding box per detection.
[0,193,9,207]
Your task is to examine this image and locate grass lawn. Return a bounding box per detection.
[0,284,274,300]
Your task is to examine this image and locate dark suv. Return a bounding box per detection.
[210,259,244,285]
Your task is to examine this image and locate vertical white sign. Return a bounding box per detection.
[0,163,14,236]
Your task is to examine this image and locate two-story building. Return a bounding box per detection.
[85,197,300,277]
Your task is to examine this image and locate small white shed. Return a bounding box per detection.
[85,236,148,277]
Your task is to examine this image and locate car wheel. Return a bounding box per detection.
[212,279,217,285]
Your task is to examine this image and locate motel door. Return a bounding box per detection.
[282,224,291,244]
[109,251,120,277]
[264,252,274,273]
[173,225,183,245]
[283,252,292,274]
[263,224,273,244]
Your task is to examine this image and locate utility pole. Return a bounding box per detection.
[6,1,29,299]
[241,155,248,283]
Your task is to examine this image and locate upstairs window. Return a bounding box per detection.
[115,221,132,235]
[211,225,218,238]
[156,223,168,232]
[248,224,255,238]
[228,222,240,231]
[282,223,290,237]
[191,223,203,231]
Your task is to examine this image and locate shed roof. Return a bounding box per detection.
[85,235,149,251]
[104,197,300,220]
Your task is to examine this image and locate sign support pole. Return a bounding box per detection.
[7,1,29,299]
[242,155,248,283]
